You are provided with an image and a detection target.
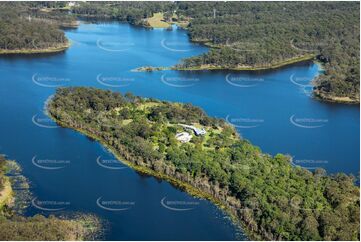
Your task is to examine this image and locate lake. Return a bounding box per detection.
[0,22,359,240]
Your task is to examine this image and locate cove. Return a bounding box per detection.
[0,22,359,240]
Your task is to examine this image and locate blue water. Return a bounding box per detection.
[0,22,359,240]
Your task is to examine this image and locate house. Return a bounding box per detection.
[175,132,192,143]
[68,2,79,7]
[178,124,206,136]
[193,127,206,136]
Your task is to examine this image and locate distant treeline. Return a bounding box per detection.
[49,87,360,241]
[71,1,174,26]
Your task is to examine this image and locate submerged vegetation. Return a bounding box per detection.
[0,155,101,240]
[48,87,360,241]
[0,214,100,241]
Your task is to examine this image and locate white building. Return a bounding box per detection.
[175,132,192,143]
[178,124,206,136]
[68,2,79,7]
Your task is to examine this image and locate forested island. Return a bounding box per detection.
[0,155,100,240]
[48,87,360,241]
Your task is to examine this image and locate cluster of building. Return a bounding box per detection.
[175,124,207,143]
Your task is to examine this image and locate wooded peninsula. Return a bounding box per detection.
[47,87,360,241]
[71,1,360,104]
[0,1,359,103]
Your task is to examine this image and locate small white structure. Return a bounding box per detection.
[179,124,206,136]
[175,132,192,143]
[68,2,78,7]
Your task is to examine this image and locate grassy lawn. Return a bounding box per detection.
[0,178,12,209]
[147,13,171,28]
[122,119,132,125]
[173,21,189,28]
[138,102,160,110]
[170,13,190,28]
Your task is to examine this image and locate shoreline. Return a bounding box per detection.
[311,62,359,105]
[47,111,259,241]
[0,42,70,55]
[134,54,316,72]
[0,159,102,240]
[60,21,80,29]
[313,90,360,105]
[135,56,360,105]
[175,54,317,72]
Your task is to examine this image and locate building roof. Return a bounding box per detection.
[175,132,192,143]
[178,124,206,136]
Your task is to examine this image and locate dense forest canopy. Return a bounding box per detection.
[179,2,360,101]
[48,87,360,240]
[0,2,68,51]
